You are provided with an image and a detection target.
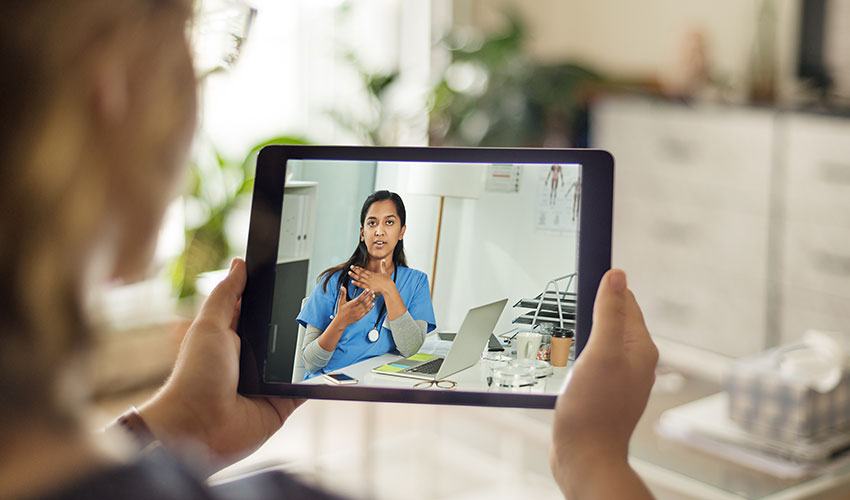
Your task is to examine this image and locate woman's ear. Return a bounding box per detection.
[360,227,364,241]
[399,225,406,240]
[90,55,129,127]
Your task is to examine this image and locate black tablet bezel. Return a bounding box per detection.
[237,146,613,409]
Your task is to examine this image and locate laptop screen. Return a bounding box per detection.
[264,158,581,395]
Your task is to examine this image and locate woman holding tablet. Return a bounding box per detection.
[0,2,658,499]
[296,190,437,380]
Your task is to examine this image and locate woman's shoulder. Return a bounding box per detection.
[315,268,345,292]
[36,450,211,500]
[319,262,345,280]
[320,267,345,280]
[36,449,347,500]
[397,266,428,285]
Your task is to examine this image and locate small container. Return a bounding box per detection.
[509,358,553,379]
[537,333,551,362]
[536,323,552,362]
[550,327,574,367]
[490,364,538,392]
[514,330,542,360]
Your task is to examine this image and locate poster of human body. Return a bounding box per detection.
[535,164,580,236]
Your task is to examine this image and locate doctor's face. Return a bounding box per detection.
[360,199,406,263]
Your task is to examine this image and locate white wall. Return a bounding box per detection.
[289,160,378,296]
[456,0,799,99]
[201,0,432,160]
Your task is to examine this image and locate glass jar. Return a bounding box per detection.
[536,323,553,362]
[490,364,539,393]
[509,358,553,379]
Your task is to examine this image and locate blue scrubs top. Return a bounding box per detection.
[297,265,436,379]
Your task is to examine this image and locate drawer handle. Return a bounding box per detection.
[817,162,850,186]
[812,249,850,276]
[658,137,696,163]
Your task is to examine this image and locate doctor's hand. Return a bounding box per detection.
[349,260,396,296]
[550,269,657,500]
[334,284,375,327]
[139,258,305,473]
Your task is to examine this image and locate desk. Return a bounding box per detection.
[300,333,570,395]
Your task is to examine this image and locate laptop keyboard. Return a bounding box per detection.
[408,358,443,374]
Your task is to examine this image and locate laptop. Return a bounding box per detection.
[371,298,508,380]
[439,331,505,352]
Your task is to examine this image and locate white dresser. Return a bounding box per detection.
[779,113,850,346]
[592,96,850,359]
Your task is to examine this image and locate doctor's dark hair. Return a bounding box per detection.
[319,190,408,293]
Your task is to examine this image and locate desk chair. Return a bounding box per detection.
[291,298,308,382]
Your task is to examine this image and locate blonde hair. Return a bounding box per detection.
[0,0,195,428]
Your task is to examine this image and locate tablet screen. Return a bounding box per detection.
[266,159,580,395]
[238,146,612,408]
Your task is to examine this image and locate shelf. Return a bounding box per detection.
[512,310,576,326]
[513,297,576,312]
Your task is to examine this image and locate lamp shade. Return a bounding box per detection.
[406,162,484,199]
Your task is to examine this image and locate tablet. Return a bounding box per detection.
[237,146,613,409]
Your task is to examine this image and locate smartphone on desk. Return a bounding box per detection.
[323,373,358,385]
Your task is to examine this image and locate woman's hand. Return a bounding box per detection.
[349,260,396,296]
[316,285,375,353]
[139,258,305,472]
[333,284,375,327]
[549,269,657,499]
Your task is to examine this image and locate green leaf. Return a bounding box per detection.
[366,72,399,99]
[170,134,309,298]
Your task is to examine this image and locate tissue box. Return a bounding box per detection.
[726,345,850,441]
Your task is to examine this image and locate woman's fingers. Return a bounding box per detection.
[354,291,374,314]
[360,300,375,316]
[349,267,369,283]
[350,266,373,279]
[352,289,374,305]
[340,288,373,314]
[344,292,374,321]
[349,272,367,288]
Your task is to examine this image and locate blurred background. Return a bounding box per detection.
[90,1,850,498]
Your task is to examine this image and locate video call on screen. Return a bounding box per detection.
[265,159,581,395]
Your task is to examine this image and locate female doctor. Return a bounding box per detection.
[296,190,436,379]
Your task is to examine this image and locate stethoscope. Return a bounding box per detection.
[330,265,397,343]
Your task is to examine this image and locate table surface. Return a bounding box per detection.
[624,369,850,500]
[297,333,850,499]
[300,332,569,395]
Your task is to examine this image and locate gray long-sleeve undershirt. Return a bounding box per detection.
[301,310,428,374]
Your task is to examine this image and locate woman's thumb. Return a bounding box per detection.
[198,258,246,325]
[587,269,629,353]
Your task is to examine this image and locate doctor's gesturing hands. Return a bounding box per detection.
[350,260,408,322]
[318,286,375,353]
[349,261,395,297]
[333,285,375,328]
